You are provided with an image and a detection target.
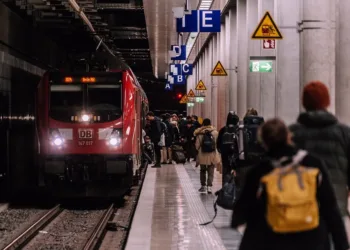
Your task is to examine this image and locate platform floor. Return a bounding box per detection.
[125,162,241,250]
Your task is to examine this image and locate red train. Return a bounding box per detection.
[35,69,148,198]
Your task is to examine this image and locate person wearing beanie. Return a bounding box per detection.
[217,111,240,184]
[290,81,350,241]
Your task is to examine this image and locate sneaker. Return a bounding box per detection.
[207,186,212,194]
[198,186,207,193]
[152,163,161,168]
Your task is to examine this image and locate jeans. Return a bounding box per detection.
[200,164,215,187]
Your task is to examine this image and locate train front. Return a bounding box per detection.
[37,71,133,198]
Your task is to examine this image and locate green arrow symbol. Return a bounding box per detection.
[261,62,272,71]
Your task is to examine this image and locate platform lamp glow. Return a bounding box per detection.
[180,0,213,64]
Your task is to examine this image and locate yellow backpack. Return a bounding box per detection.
[259,150,321,233]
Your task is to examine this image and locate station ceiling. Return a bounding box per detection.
[143,0,199,79]
[3,0,155,79]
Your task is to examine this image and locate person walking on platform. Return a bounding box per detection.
[232,118,349,250]
[163,113,174,164]
[194,118,221,194]
[290,81,350,240]
[184,120,196,162]
[146,111,162,168]
[217,111,240,184]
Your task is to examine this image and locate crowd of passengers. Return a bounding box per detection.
[143,81,350,250]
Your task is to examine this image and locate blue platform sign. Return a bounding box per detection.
[165,83,174,91]
[168,74,186,85]
[169,64,193,76]
[170,45,186,60]
[176,10,221,33]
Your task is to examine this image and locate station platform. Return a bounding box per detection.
[125,162,242,250]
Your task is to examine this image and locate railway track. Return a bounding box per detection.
[2,205,62,250]
[2,204,114,250]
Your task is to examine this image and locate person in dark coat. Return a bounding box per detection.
[191,115,201,129]
[217,111,240,183]
[232,118,349,250]
[289,81,350,237]
[184,120,196,161]
[146,111,162,168]
[162,113,174,164]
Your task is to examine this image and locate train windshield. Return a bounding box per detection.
[87,85,122,122]
[49,73,123,122]
[50,85,83,122]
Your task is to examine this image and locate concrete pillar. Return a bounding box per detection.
[275,0,301,124]
[237,0,248,119]
[205,46,212,120]
[336,0,350,124]
[217,23,226,129]
[246,0,260,111]
[200,51,205,118]
[229,7,238,113]
[225,14,230,116]
[258,0,276,119]
[301,0,336,113]
[212,34,218,128]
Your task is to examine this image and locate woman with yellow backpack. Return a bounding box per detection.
[231,118,349,250]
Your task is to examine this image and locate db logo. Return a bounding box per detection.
[78,129,93,139]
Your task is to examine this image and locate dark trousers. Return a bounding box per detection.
[221,153,237,184]
[152,141,161,164]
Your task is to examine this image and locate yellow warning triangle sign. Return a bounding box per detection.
[211,61,227,76]
[195,80,207,90]
[187,89,196,97]
[179,95,188,104]
[251,11,283,39]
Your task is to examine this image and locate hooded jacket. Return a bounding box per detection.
[289,111,350,216]
[194,125,221,166]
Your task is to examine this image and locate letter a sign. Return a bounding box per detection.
[251,12,283,39]
[211,61,227,76]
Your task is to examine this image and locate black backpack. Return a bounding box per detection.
[222,127,238,152]
[243,116,265,161]
[201,130,216,153]
[200,174,237,225]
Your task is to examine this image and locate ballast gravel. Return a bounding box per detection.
[0,208,46,249]
[23,209,105,250]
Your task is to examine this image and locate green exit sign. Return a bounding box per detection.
[195,97,204,103]
[249,60,273,72]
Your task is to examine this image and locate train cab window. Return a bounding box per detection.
[87,84,122,122]
[50,85,83,122]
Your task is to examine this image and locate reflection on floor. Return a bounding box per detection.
[125,162,241,250]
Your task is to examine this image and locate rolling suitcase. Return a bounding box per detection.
[172,145,186,164]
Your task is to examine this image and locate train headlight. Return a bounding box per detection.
[50,129,65,147]
[53,137,63,146]
[81,114,90,122]
[109,137,118,146]
[107,129,122,147]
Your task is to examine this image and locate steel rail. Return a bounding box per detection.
[82,203,114,250]
[2,204,62,250]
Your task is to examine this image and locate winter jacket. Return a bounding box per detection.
[232,145,349,250]
[149,117,162,143]
[194,126,221,166]
[289,111,350,216]
[164,120,174,147]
